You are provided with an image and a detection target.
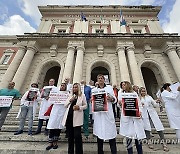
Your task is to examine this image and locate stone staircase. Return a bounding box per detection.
[0,105,180,154]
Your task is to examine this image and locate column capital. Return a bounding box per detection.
[17,45,27,51]
[126,46,135,52]
[176,46,180,52]
[27,46,38,53]
[76,46,85,52]
[67,45,75,51]
[116,46,125,52]
[164,45,176,54]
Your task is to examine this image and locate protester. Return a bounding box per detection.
[112,84,120,118]
[118,81,146,154]
[46,83,68,150]
[62,83,87,154]
[80,80,91,138]
[88,80,95,125]
[64,77,72,92]
[33,79,58,135]
[14,83,40,135]
[133,85,139,95]
[161,83,180,140]
[0,82,20,131]
[92,74,117,154]
[139,87,168,151]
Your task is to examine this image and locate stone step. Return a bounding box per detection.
[0,125,176,135]
[2,120,171,128]
[0,140,179,154]
[0,132,177,143]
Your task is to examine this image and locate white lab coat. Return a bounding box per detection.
[141,95,164,131]
[161,90,180,129]
[47,91,68,129]
[17,89,41,120]
[93,85,117,140]
[118,92,146,140]
[38,86,58,120]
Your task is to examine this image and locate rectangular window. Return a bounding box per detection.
[96,21,101,23]
[1,55,10,65]
[96,29,104,34]
[132,20,138,23]
[58,29,66,33]
[134,30,142,34]
[61,20,67,23]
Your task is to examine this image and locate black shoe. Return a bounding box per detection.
[33,130,41,135]
[53,145,58,149]
[46,145,53,150]
[28,130,32,135]
[44,130,48,136]
[14,130,23,135]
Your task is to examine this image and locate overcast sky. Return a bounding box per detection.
[0,0,179,35]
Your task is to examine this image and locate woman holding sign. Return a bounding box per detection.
[45,83,68,150]
[139,87,168,151]
[62,83,87,154]
[118,81,145,154]
[92,74,117,154]
[161,83,180,141]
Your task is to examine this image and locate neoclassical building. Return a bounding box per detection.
[0,5,180,98]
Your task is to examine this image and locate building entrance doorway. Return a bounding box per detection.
[43,66,60,86]
[141,67,159,98]
[91,66,110,84]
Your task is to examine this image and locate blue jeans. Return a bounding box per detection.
[19,105,33,131]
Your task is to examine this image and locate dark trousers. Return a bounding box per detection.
[0,107,10,129]
[49,129,61,143]
[67,125,83,154]
[126,138,143,154]
[83,102,89,136]
[112,103,120,118]
[97,137,117,154]
[36,119,49,132]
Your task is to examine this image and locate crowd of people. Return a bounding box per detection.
[0,74,180,154]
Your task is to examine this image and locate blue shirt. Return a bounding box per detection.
[84,85,91,101]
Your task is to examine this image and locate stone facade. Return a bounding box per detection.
[0,5,180,98]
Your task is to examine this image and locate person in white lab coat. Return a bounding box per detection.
[139,87,169,151]
[33,79,58,135]
[118,81,146,154]
[161,83,180,141]
[14,83,40,135]
[45,83,68,150]
[93,74,117,154]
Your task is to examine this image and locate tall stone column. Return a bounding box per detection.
[126,46,143,86]
[62,46,75,81]
[13,46,37,90]
[166,47,180,81]
[117,46,130,82]
[73,46,85,83]
[0,45,26,88]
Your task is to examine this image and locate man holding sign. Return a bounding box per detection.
[92,74,117,154]
[0,82,20,131]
